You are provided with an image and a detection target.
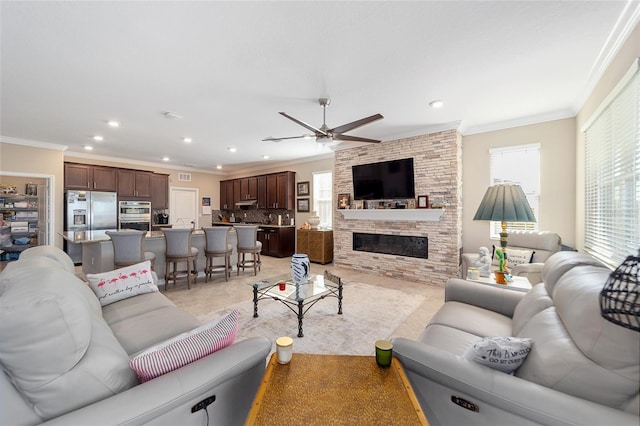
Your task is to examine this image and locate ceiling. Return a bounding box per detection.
[2,1,638,175]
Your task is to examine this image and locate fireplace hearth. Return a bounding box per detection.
[353,232,428,259]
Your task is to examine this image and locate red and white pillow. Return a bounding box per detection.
[86,261,157,306]
[129,309,239,383]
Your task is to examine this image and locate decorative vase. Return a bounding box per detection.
[291,253,310,284]
[308,211,320,229]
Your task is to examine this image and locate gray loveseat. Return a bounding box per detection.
[393,251,639,426]
[0,246,271,426]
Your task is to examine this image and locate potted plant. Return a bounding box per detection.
[494,248,509,284]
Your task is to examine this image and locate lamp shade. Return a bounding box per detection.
[473,184,536,223]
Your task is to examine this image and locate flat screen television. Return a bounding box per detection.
[352,158,415,200]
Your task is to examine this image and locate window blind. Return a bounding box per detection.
[488,144,540,239]
[584,60,639,267]
[312,171,332,228]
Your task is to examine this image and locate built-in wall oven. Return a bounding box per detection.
[119,201,151,231]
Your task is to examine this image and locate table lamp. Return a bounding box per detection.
[473,184,537,259]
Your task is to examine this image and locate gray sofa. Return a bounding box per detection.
[0,246,271,426]
[393,251,639,426]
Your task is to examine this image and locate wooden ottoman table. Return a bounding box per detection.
[245,353,428,425]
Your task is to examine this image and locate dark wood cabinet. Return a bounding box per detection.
[219,171,295,211]
[258,226,295,258]
[220,180,234,210]
[257,176,267,208]
[240,177,258,200]
[150,173,169,209]
[117,169,152,198]
[64,163,117,191]
[297,229,333,264]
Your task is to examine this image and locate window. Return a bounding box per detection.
[312,171,332,228]
[584,60,639,267]
[489,144,540,239]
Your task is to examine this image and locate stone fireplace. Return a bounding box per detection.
[333,129,462,286]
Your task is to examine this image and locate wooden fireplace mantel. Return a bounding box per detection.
[338,208,445,221]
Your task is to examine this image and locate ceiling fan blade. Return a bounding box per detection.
[335,134,381,144]
[330,113,383,134]
[262,135,307,142]
[279,112,328,136]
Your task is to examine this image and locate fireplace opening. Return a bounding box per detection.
[353,232,428,259]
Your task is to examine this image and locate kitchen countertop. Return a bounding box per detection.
[210,222,295,229]
[60,229,205,244]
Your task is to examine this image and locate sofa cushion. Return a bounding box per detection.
[129,309,239,382]
[516,264,640,409]
[103,292,201,355]
[0,263,136,420]
[428,301,513,338]
[512,283,553,335]
[418,324,484,356]
[463,336,533,373]
[87,261,157,306]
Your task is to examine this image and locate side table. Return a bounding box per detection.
[467,272,532,292]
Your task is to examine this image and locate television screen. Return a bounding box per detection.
[352,158,415,200]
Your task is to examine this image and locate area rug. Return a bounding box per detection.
[197,281,425,355]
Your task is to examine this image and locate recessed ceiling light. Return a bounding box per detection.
[164,111,183,120]
[162,156,170,162]
[216,165,222,170]
[183,137,192,143]
[228,147,237,153]
[93,135,104,141]
[429,100,444,109]
[84,145,94,150]
[107,120,120,127]
[262,155,269,160]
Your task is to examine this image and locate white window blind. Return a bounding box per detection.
[313,171,332,229]
[584,60,639,267]
[489,144,540,239]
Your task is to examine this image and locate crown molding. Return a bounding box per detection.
[573,0,640,112]
[461,109,576,136]
[1,135,68,151]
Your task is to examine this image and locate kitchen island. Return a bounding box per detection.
[61,229,238,285]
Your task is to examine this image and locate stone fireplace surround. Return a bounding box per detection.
[333,130,462,286]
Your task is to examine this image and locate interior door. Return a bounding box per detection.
[170,187,198,229]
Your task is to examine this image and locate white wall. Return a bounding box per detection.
[462,118,576,252]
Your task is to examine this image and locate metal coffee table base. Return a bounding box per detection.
[252,279,343,337]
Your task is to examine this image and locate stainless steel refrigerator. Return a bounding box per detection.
[64,190,117,264]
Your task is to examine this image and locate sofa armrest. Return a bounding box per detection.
[391,337,639,426]
[511,263,543,284]
[41,337,272,426]
[445,278,524,317]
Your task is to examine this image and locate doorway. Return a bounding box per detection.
[169,187,198,229]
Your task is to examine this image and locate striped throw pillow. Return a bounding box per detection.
[129,309,239,383]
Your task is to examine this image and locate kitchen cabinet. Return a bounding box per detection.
[232,180,241,207]
[296,229,333,264]
[239,177,258,200]
[118,169,152,198]
[257,226,295,258]
[220,180,234,210]
[267,171,295,210]
[64,163,117,191]
[150,173,169,209]
[257,176,267,208]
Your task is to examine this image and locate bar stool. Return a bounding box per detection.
[106,230,155,270]
[162,228,199,289]
[202,226,232,282]
[234,225,262,276]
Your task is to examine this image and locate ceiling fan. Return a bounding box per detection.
[262,98,383,144]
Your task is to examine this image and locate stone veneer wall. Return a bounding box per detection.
[333,130,463,286]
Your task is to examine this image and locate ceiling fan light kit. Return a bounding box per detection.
[263,98,384,145]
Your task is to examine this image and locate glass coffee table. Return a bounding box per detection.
[248,273,343,337]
